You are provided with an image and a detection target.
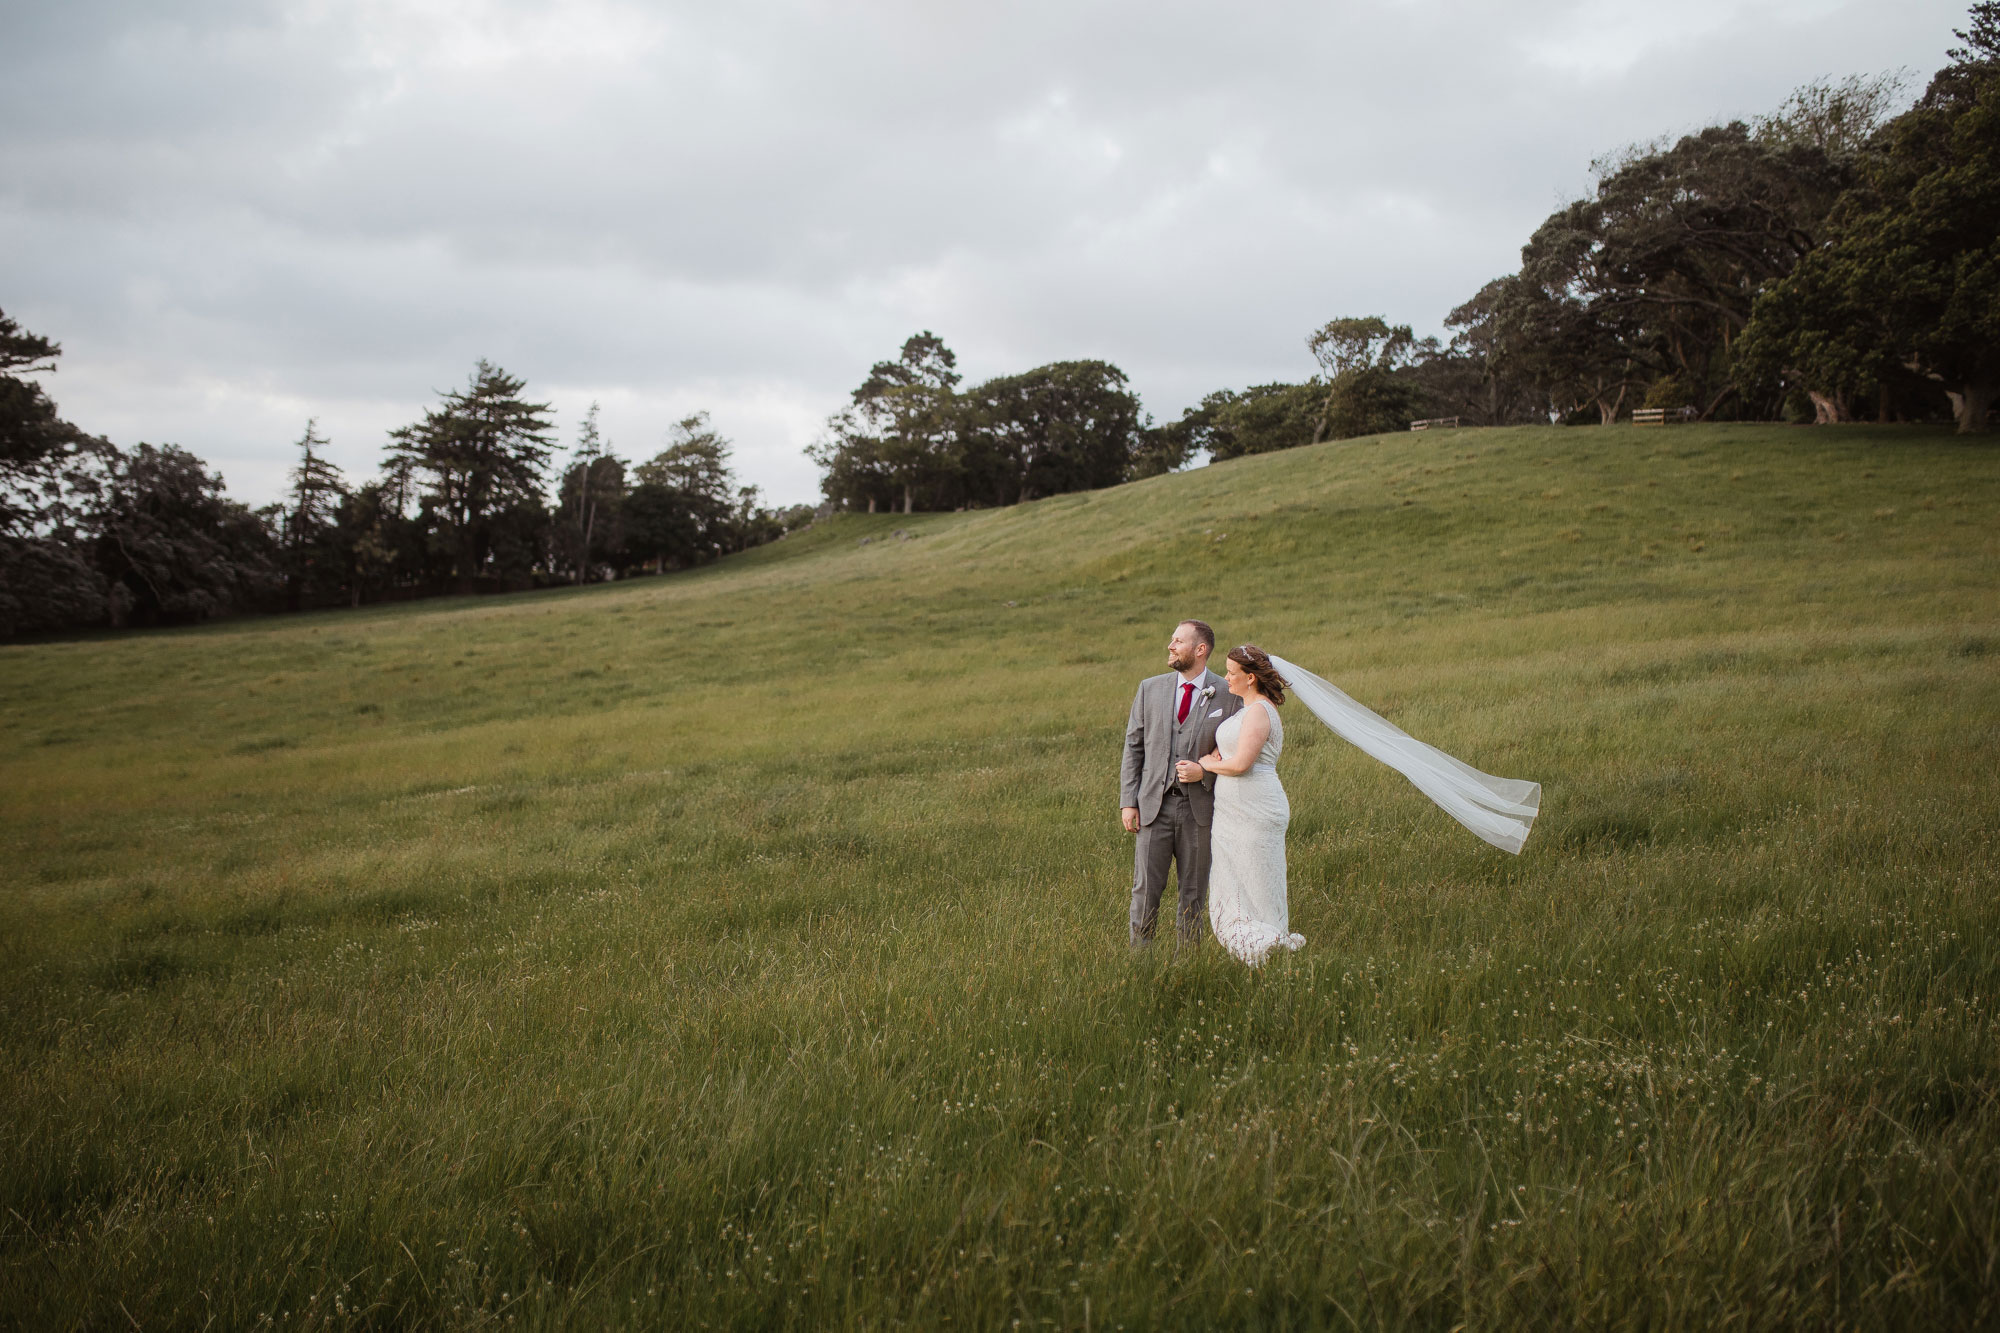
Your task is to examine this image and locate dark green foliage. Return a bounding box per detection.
[277,419,347,610]
[482,495,555,584]
[958,360,1142,502]
[1436,67,1922,427]
[1160,318,1511,453]
[1740,33,2000,430]
[554,454,627,580]
[1439,9,1994,433]
[0,308,69,483]
[1299,318,1443,440]
[327,480,406,607]
[0,316,804,634]
[1445,276,1568,425]
[1755,71,1913,158]
[553,402,626,583]
[92,444,280,626]
[1526,124,1850,421]
[810,332,962,514]
[1934,0,2000,103]
[1174,383,1323,460]
[1452,265,1638,425]
[1396,335,1536,427]
[1320,365,1426,440]
[1128,418,1197,480]
[811,335,1158,510]
[625,412,769,570]
[0,534,107,637]
[1306,316,1418,440]
[0,308,107,539]
[807,419,894,512]
[386,360,556,592]
[1305,315,1414,381]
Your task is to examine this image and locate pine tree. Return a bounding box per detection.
[385,361,554,593]
[286,420,345,534]
[282,419,347,608]
[559,402,624,583]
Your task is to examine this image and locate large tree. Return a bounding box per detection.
[554,402,626,582]
[1400,328,1545,428]
[958,360,1142,504]
[0,309,118,636]
[1479,262,1641,424]
[1128,418,1198,480]
[1319,368,1425,440]
[626,412,746,570]
[0,308,70,496]
[1168,383,1323,461]
[328,481,404,608]
[279,419,347,609]
[385,360,555,592]
[1754,71,1913,160]
[1449,97,1878,425]
[1305,316,1417,440]
[1567,124,1851,412]
[0,308,109,536]
[1738,10,2000,429]
[92,444,279,626]
[806,412,896,513]
[809,332,961,513]
[0,532,106,637]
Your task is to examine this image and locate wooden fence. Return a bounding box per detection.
[1633,406,1699,426]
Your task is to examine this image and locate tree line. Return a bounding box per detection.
[6,8,1990,633]
[1447,5,1997,435]
[1299,6,1997,439]
[806,5,1997,516]
[0,344,809,637]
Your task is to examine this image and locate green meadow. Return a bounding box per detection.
[3,422,1997,1329]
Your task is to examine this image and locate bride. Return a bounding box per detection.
[1176,643,1543,968]
[1178,645,1303,966]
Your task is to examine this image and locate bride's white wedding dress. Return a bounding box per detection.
[1197,657,1540,967]
[1208,698,1306,967]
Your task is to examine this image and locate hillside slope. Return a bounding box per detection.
[3,423,1997,1329]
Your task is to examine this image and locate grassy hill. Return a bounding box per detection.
[3,422,1996,1329]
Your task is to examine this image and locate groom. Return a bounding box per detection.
[1120,619,1243,945]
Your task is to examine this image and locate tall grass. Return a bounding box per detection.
[2,423,1997,1328]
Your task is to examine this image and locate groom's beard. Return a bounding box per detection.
[1168,652,1195,673]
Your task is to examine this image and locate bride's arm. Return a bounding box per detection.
[1199,703,1269,778]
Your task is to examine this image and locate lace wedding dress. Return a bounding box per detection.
[1208,698,1306,967]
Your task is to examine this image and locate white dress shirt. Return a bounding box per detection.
[1174,666,1207,724]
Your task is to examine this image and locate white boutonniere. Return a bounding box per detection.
[1198,684,1216,703]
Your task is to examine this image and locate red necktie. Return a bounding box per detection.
[1177,682,1193,724]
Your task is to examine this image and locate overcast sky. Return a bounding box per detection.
[0,0,1966,507]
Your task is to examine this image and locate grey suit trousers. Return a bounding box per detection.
[1131,789,1206,944]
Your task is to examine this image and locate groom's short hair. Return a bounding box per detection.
[1178,619,1215,653]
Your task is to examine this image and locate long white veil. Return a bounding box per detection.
[1267,655,1540,854]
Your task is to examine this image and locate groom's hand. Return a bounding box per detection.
[1120,806,1140,834]
[1175,760,1203,783]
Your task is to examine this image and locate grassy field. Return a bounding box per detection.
[2,422,1997,1329]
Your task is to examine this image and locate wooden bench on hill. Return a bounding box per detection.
[1634,406,1699,426]
[1409,416,1461,431]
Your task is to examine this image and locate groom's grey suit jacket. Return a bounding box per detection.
[1121,669,1243,828]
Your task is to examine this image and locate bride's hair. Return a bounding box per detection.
[1227,644,1287,704]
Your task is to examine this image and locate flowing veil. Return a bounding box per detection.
[1267,656,1540,854]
